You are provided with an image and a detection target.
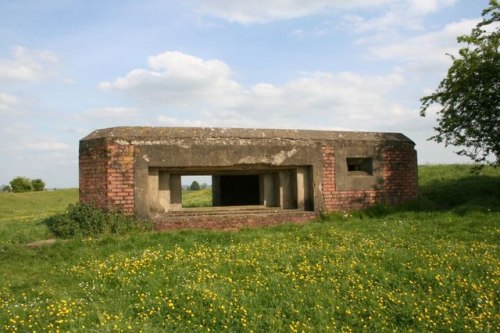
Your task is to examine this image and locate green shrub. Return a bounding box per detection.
[47,213,79,238]
[47,203,153,238]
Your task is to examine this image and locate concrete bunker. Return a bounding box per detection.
[79,127,418,230]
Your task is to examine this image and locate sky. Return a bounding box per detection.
[0,0,491,188]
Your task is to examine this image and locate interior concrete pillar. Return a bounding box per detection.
[279,170,297,209]
[212,175,221,206]
[297,167,313,211]
[169,174,182,211]
[263,173,278,207]
[259,175,265,205]
[148,168,163,212]
[158,171,171,211]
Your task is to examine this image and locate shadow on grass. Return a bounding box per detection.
[362,175,500,218]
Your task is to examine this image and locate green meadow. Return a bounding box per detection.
[0,165,498,332]
[182,188,212,208]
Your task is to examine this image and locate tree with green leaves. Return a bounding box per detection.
[9,177,33,193]
[190,180,201,191]
[420,0,499,167]
[1,185,12,192]
[31,179,46,191]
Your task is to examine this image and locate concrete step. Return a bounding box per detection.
[152,209,318,231]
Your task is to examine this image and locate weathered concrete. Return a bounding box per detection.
[79,127,418,229]
[152,209,318,231]
[297,167,313,211]
[158,172,170,210]
[262,174,279,207]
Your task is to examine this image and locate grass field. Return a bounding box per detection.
[0,189,78,245]
[0,165,498,332]
[182,188,212,208]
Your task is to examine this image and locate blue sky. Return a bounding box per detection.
[0,0,491,188]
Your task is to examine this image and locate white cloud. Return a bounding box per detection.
[102,50,412,131]
[62,78,75,85]
[237,71,406,121]
[99,51,243,108]
[0,46,58,82]
[369,18,479,73]
[344,0,457,33]
[80,106,139,119]
[408,0,456,15]
[200,0,392,24]
[290,24,331,38]
[0,127,70,153]
[157,116,206,127]
[25,141,71,151]
[0,92,19,113]
[199,0,456,28]
[57,127,89,135]
[75,107,142,129]
[0,121,77,188]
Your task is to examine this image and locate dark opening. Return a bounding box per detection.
[219,175,260,206]
[347,158,373,175]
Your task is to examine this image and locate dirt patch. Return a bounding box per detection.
[26,239,57,249]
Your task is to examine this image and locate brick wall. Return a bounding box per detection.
[321,145,417,211]
[382,148,418,204]
[321,146,336,209]
[79,140,108,208]
[106,144,135,214]
[79,140,135,214]
[330,190,380,210]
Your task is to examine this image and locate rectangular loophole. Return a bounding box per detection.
[347,158,373,175]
